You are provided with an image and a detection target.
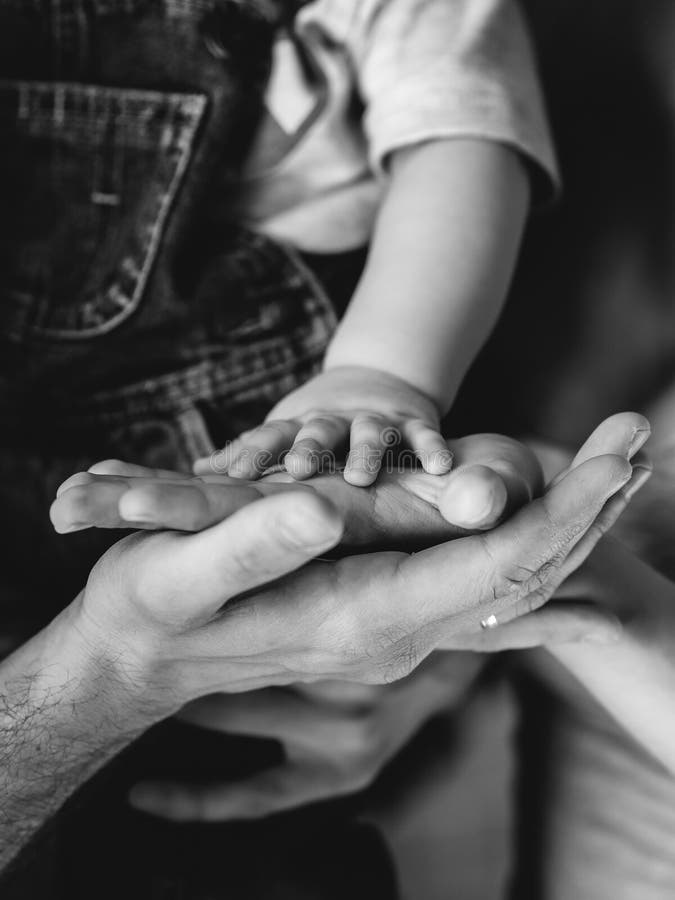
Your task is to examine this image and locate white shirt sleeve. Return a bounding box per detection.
[346,0,560,200]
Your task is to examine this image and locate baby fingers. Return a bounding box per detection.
[210,419,301,480]
[343,414,394,486]
[284,414,350,480]
[401,419,453,475]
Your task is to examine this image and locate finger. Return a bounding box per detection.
[551,412,650,486]
[404,454,632,634]
[555,461,653,583]
[117,480,304,530]
[137,490,344,619]
[193,444,240,476]
[489,452,631,562]
[450,434,542,508]
[448,602,623,652]
[199,427,279,475]
[87,459,187,479]
[475,454,633,626]
[284,415,350,481]
[435,464,508,530]
[343,415,391,487]
[395,433,541,531]
[51,477,133,532]
[194,431,278,476]
[129,763,329,822]
[401,420,453,475]
[227,420,302,480]
[53,472,255,533]
[176,689,314,742]
[56,466,191,499]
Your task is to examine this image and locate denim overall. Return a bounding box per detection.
[0,2,392,897]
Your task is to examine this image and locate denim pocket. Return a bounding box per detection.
[0,80,207,341]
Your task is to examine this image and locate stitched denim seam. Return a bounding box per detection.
[0,81,208,339]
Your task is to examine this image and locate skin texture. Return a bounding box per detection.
[202,141,529,485]
[50,414,650,825]
[52,432,543,541]
[0,414,647,865]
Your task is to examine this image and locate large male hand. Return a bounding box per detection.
[72,414,646,723]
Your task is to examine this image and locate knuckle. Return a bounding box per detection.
[305,415,343,432]
[262,419,293,433]
[297,408,325,421]
[493,542,571,608]
[353,413,386,429]
[406,418,437,439]
[291,437,322,454]
[230,543,266,580]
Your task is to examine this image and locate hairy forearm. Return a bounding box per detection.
[324,139,530,411]
[0,597,147,870]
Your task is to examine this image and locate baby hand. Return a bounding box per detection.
[195,366,451,486]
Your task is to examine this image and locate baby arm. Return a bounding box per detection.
[200,139,529,486]
[325,138,529,413]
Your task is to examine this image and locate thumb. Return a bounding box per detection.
[483,453,632,611]
[133,490,344,623]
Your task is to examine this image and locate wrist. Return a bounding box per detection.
[69,589,182,732]
[320,360,446,419]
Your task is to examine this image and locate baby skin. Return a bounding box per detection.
[196,141,530,488]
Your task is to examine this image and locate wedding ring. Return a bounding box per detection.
[480,614,499,629]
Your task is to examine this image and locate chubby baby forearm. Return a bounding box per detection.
[324,138,530,412]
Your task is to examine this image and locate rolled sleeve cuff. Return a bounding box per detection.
[366,80,561,206]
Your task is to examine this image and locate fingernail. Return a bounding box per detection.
[118,493,155,523]
[55,471,90,498]
[624,466,653,502]
[628,427,651,459]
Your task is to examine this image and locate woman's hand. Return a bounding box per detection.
[128,653,484,821]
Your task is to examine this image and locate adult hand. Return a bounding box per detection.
[52,432,542,541]
[445,413,651,652]
[128,653,483,821]
[72,413,646,724]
